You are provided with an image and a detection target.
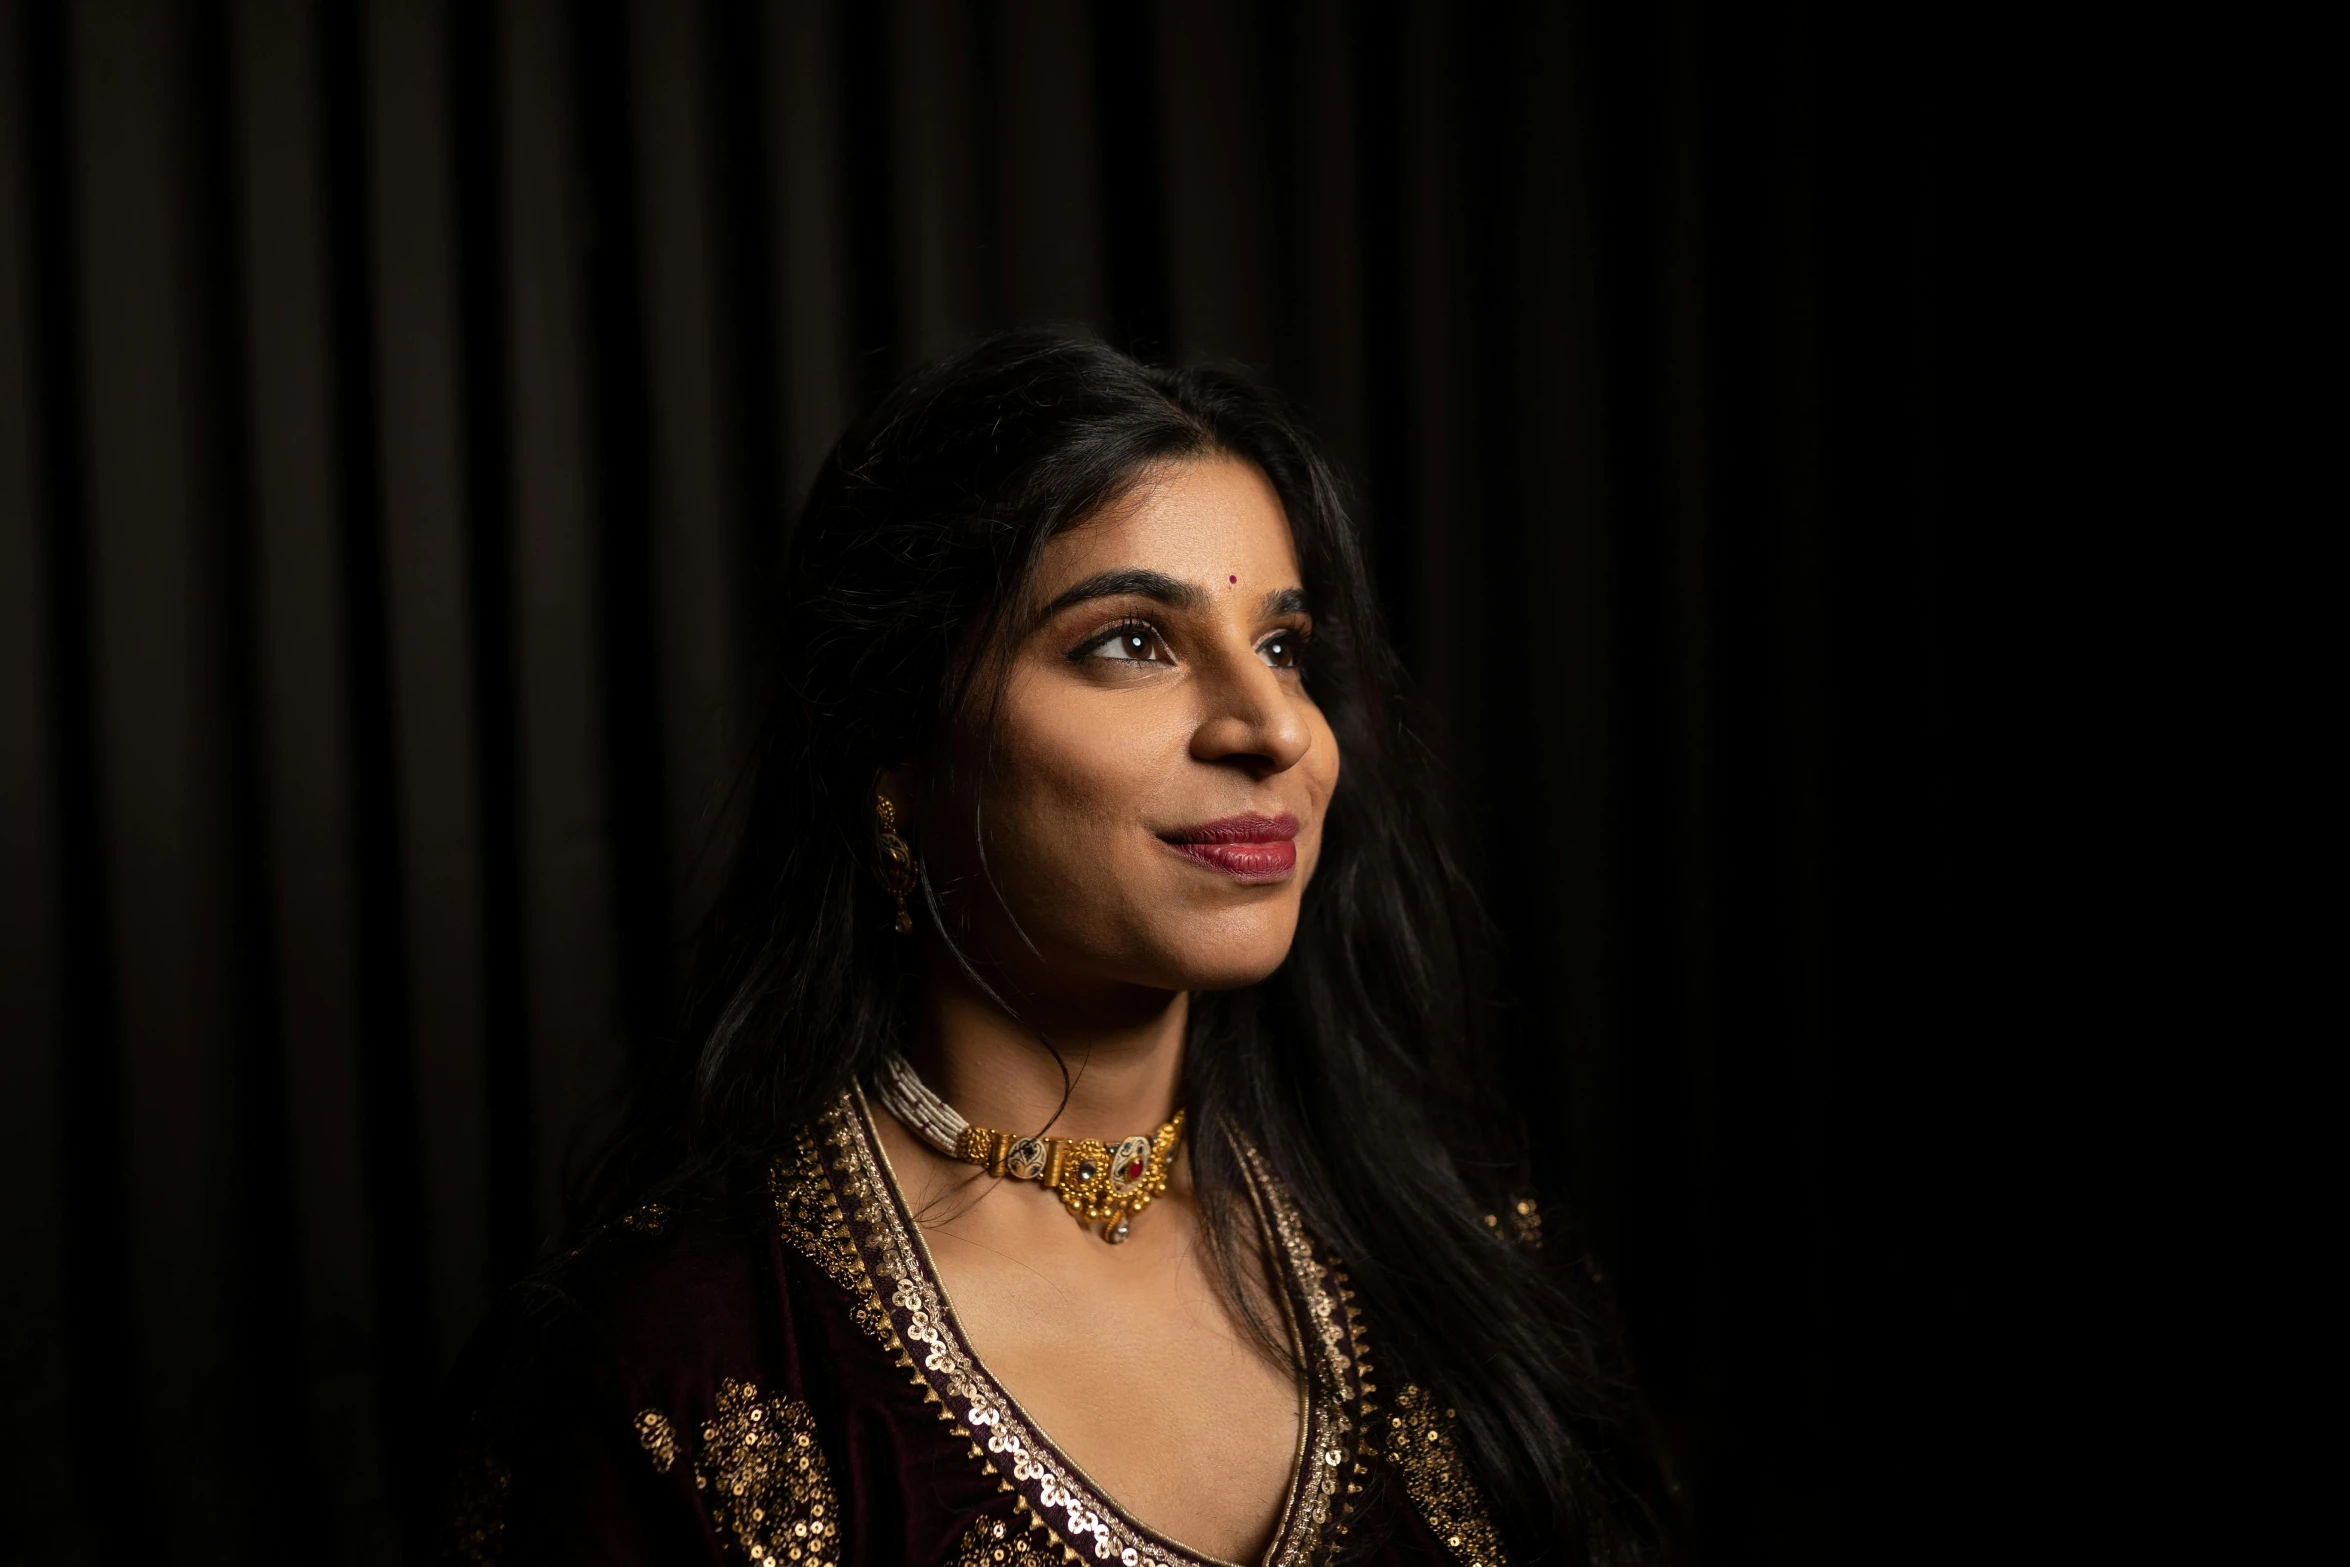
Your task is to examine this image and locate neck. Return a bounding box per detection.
[904,959,1188,1143]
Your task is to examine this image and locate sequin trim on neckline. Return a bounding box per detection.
[791,1087,1366,1567]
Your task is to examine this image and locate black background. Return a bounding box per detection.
[0,1,2078,1561]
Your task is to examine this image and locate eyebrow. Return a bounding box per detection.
[1033,569,1208,623]
[1262,585,1311,619]
[1032,570,1315,627]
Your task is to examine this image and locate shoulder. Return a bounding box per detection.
[451,1191,773,1420]
[436,1170,856,1566]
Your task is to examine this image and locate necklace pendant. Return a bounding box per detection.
[1003,1135,1048,1181]
[1107,1135,1152,1191]
[899,1059,1186,1247]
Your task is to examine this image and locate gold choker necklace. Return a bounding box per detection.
[874,1051,1184,1244]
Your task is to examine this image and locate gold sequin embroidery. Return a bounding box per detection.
[772,1126,896,1344]
[620,1201,672,1235]
[814,1091,1361,1567]
[1235,1142,1356,1394]
[1384,1384,1507,1567]
[444,1446,512,1566]
[1481,1197,1543,1250]
[695,1379,842,1567]
[634,1409,679,1473]
[1325,1254,1379,1544]
[1231,1139,1360,1550]
[556,1198,676,1265]
[950,1514,1058,1567]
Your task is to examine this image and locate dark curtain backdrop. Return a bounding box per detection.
[0,1,1975,1562]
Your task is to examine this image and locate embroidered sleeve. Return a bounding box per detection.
[1481,1196,1543,1249]
[437,1287,705,1564]
[1383,1384,1508,1567]
[950,1513,1062,1567]
[441,1445,513,1565]
[634,1380,844,1567]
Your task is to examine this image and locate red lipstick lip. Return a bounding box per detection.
[1160,812,1300,845]
[1158,813,1301,881]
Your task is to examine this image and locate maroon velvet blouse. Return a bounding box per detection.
[441,1089,1505,1566]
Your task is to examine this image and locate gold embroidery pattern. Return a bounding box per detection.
[1234,1143,1355,1394]
[634,1409,679,1473]
[1384,1384,1507,1567]
[444,1447,512,1566]
[1230,1140,1362,1553]
[557,1199,675,1265]
[814,1092,1358,1567]
[951,1513,1059,1567]
[1318,1249,1381,1548]
[821,1099,1175,1566]
[1481,1197,1542,1249]
[693,1379,842,1567]
[772,1127,897,1345]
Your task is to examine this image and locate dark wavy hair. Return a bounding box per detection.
[579,331,1668,1559]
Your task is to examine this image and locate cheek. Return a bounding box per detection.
[1312,709,1343,796]
[980,695,1186,887]
[1296,712,1343,871]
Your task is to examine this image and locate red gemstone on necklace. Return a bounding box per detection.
[1124,1159,1144,1180]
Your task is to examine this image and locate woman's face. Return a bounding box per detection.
[922,455,1341,1004]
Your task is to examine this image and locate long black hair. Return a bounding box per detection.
[579,331,1668,1558]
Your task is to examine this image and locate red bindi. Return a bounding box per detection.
[1228,574,1238,584]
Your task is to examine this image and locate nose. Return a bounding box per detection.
[1188,649,1312,776]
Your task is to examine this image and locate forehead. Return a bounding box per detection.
[1036,457,1300,591]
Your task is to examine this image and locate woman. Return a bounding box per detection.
[441,334,1670,1565]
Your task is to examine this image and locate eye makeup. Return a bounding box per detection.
[1066,617,1173,665]
[1061,613,1313,672]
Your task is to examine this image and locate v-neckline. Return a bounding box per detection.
[814,1085,1365,1567]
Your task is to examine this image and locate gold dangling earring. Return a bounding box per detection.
[873,794,919,935]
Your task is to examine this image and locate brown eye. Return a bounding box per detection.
[1074,621,1171,665]
[1258,629,1307,671]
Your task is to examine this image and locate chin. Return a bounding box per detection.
[1146,919,1302,993]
